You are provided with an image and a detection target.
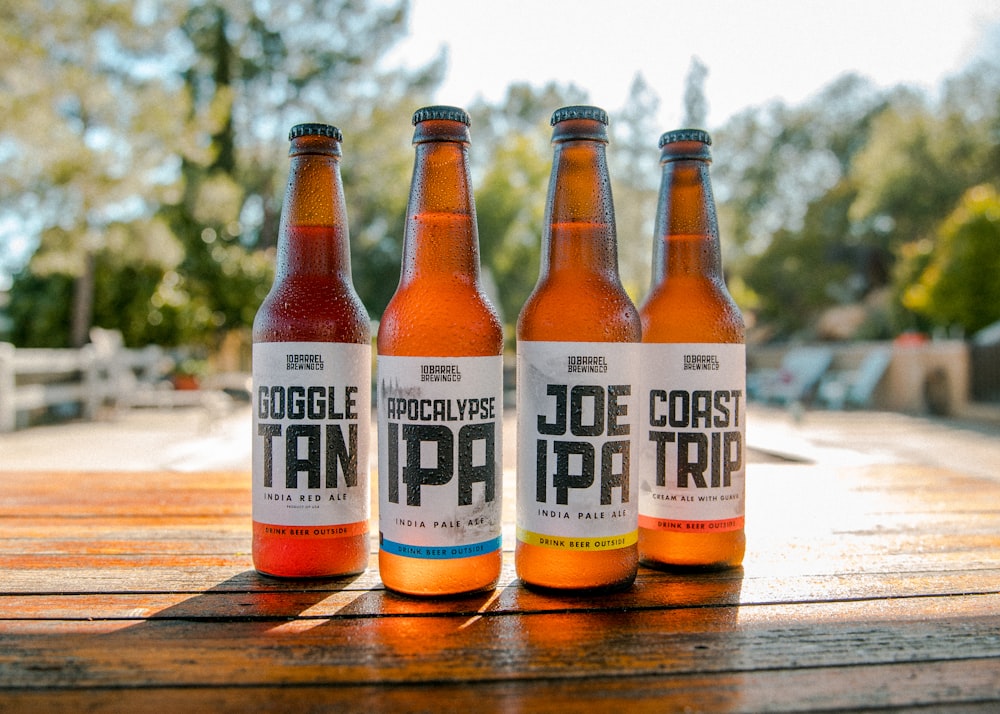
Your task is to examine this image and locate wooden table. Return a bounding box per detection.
[2,451,999,711]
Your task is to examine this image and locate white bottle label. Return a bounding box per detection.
[252,342,371,532]
[516,341,639,551]
[638,343,746,532]
[377,355,503,560]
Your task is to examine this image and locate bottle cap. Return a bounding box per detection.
[551,105,609,126]
[412,105,470,126]
[289,123,343,141]
[659,129,711,148]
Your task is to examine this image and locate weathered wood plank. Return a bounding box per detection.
[1,461,998,710]
[0,594,998,690]
[1,565,998,619]
[3,658,1000,714]
[0,516,248,537]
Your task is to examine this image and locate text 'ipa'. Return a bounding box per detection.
[516,106,641,591]
[377,106,504,596]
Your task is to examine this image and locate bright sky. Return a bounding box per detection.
[386,0,1000,128]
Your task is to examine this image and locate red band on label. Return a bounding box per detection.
[253,520,369,539]
[638,515,744,533]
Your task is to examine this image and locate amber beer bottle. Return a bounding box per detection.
[377,106,504,596]
[638,129,746,569]
[251,124,371,578]
[516,106,641,591]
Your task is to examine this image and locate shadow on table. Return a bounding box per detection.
[3,568,748,711]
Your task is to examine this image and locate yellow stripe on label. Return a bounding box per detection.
[516,527,638,551]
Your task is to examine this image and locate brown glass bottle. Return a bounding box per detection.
[516,106,641,591]
[638,129,746,570]
[252,124,371,579]
[377,106,504,596]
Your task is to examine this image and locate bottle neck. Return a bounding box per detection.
[651,157,724,286]
[400,129,481,284]
[542,135,619,278]
[275,143,351,280]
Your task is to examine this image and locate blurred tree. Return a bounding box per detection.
[682,56,709,129]
[713,75,900,337]
[153,0,441,340]
[469,82,587,328]
[2,0,440,348]
[902,185,1000,335]
[714,74,888,257]
[468,81,587,164]
[610,73,661,300]
[849,58,1000,333]
[717,55,1000,340]
[742,181,857,335]
[849,93,981,252]
[1,0,190,346]
[343,91,448,318]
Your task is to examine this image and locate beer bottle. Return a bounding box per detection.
[638,129,746,569]
[377,106,504,596]
[251,124,371,578]
[515,105,641,591]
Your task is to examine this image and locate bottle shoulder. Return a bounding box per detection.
[639,280,744,343]
[378,282,503,356]
[253,277,371,344]
[517,277,640,342]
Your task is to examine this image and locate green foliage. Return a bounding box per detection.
[713,61,1000,340]
[5,1,998,349]
[469,82,588,325]
[341,102,421,317]
[714,74,888,256]
[5,273,74,349]
[903,185,1000,334]
[743,181,856,334]
[0,0,192,346]
[610,73,662,300]
[475,134,549,324]
[1,0,440,348]
[848,92,992,248]
[10,254,188,347]
[711,76,894,337]
[159,0,439,340]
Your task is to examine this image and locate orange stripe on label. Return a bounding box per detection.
[638,515,744,533]
[253,520,369,539]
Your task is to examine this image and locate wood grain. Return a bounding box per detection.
[1,462,998,711]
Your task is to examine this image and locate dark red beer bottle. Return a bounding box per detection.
[252,124,371,578]
[638,129,746,569]
[377,106,504,596]
[516,106,641,591]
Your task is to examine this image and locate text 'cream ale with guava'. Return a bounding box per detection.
[638,129,746,570]
[252,124,371,578]
[377,106,504,596]
[516,106,641,591]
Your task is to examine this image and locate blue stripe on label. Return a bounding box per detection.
[379,536,502,560]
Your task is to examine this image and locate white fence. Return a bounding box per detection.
[0,329,174,432]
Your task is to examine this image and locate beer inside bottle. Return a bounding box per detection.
[377,106,504,596]
[252,124,371,578]
[638,129,746,570]
[516,106,641,591]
